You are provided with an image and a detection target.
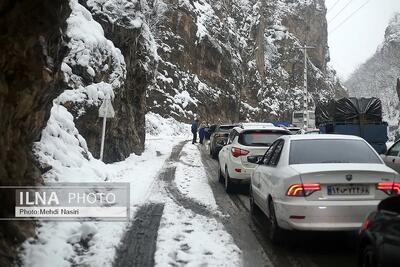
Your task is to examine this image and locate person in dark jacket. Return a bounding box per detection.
[191,119,199,144]
[198,121,207,144]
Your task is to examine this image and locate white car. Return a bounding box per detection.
[218,123,291,193]
[249,134,400,243]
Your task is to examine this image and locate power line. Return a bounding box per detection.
[327,0,341,14]
[329,0,371,34]
[328,0,353,23]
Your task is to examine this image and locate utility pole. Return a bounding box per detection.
[296,45,314,130]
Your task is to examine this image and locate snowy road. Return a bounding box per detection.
[115,141,358,267]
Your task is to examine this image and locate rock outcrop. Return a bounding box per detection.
[71,0,157,161]
[346,13,400,136]
[0,0,70,264]
[41,0,157,164]
[147,0,342,123]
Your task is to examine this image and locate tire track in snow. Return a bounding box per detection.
[113,203,164,267]
[159,141,222,219]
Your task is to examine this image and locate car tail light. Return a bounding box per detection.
[287,183,321,197]
[231,147,249,158]
[376,182,400,196]
[361,218,369,231]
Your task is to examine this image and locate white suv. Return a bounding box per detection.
[218,123,291,193]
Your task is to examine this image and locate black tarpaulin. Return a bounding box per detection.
[315,97,382,125]
[315,100,335,126]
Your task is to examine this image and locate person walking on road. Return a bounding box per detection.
[198,121,207,144]
[191,119,199,144]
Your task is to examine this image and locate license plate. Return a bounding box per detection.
[327,184,370,195]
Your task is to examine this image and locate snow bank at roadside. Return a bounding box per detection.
[21,112,189,267]
[175,143,218,210]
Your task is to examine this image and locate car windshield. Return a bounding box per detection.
[239,130,289,147]
[219,125,236,131]
[289,139,382,164]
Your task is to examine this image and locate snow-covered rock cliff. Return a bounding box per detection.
[346,13,400,135]
[147,0,342,123]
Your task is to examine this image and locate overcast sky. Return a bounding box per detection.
[326,0,400,81]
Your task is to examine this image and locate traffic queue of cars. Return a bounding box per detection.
[207,122,400,267]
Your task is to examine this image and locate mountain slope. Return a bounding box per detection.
[147,0,342,123]
[346,13,400,132]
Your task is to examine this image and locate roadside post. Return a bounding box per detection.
[98,98,115,161]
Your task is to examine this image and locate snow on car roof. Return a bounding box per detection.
[233,125,290,133]
[281,134,364,141]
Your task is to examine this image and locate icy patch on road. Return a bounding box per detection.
[155,202,241,267]
[175,143,218,210]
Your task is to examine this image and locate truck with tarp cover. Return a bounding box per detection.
[315,97,388,154]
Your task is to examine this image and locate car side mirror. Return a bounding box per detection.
[382,145,388,155]
[216,139,227,146]
[247,156,263,164]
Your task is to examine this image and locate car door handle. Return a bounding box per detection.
[393,158,396,163]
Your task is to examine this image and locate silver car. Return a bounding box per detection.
[249,135,400,243]
[381,140,400,173]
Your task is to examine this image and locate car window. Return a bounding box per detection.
[238,130,290,147]
[209,125,217,133]
[387,141,400,157]
[262,141,279,165]
[269,141,284,166]
[289,139,382,165]
[219,125,236,132]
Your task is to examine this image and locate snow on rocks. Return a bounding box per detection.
[62,0,126,113]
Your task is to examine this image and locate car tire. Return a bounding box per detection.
[268,199,284,244]
[218,163,224,183]
[212,149,218,160]
[224,167,234,193]
[360,244,376,267]
[249,187,261,216]
[242,183,250,194]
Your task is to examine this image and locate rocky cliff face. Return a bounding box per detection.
[0,0,70,264]
[147,0,342,123]
[45,0,157,163]
[346,13,400,134]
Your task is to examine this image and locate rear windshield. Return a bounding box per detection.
[289,139,382,165]
[293,113,304,118]
[219,125,236,131]
[238,130,289,147]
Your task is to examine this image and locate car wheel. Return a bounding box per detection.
[218,162,224,183]
[212,149,218,159]
[249,187,261,216]
[224,167,234,193]
[268,199,283,244]
[361,244,376,267]
[242,183,250,194]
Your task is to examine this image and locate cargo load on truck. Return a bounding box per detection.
[315,97,382,125]
[316,97,388,154]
